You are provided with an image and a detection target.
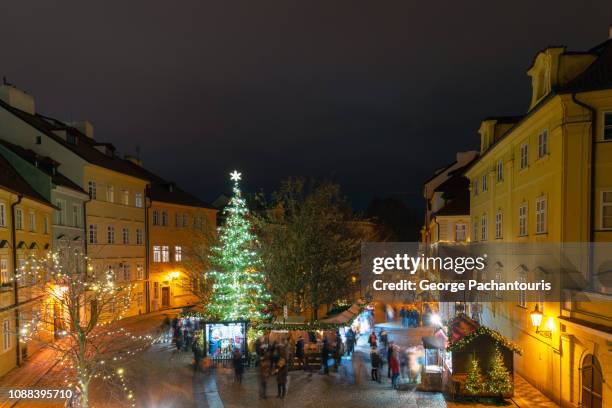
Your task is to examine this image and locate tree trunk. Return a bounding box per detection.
[80,379,89,408]
[311,304,318,322]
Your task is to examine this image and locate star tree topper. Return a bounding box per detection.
[230,170,242,182]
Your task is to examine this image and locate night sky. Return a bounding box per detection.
[1,1,610,210]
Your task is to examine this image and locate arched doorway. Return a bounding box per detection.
[581,354,603,408]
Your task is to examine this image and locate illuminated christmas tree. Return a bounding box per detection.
[465,356,484,395]
[486,347,513,397]
[206,170,271,322]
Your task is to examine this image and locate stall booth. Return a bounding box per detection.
[203,320,249,361]
[446,315,522,399]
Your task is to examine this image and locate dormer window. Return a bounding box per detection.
[66,133,77,145]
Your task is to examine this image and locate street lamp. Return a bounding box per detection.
[529,304,551,338]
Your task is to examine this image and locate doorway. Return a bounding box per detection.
[161,287,170,308]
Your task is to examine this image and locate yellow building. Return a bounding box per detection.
[0,154,53,377]
[465,37,612,407]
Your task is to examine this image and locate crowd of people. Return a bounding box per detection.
[368,329,422,388]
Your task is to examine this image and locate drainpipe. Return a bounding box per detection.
[144,184,151,314]
[571,93,596,289]
[11,194,23,366]
[82,195,91,257]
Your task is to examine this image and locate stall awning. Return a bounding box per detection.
[320,303,362,325]
[422,335,445,350]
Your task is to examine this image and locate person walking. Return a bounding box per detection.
[258,356,271,398]
[192,338,203,371]
[368,332,377,348]
[295,335,305,370]
[386,341,394,378]
[380,329,388,349]
[345,328,355,356]
[321,338,330,375]
[232,348,244,384]
[274,358,288,398]
[389,349,400,389]
[370,347,381,383]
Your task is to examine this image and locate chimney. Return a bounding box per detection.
[68,120,94,139]
[0,84,35,114]
[125,155,142,166]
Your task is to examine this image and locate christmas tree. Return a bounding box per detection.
[486,347,513,397]
[206,171,271,322]
[465,356,484,395]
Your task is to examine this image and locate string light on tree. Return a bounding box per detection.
[206,170,271,322]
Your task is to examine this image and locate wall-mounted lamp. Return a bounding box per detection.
[530,304,551,338]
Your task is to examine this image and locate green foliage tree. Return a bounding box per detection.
[486,347,513,398]
[465,355,484,395]
[206,171,271,322]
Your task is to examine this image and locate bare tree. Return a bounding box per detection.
[258,178,373,321]
[19,246,153,408]
[179,228,216,305]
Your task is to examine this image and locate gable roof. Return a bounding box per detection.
[558,39,612,93]
[0,153,53,207]
[0,139,86,195]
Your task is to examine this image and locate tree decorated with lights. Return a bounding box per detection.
[18,246,154,408]
[206,170,271,322]
[465,356,484,395]
[485,347,513,398]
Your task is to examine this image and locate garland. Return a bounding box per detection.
[448,326,523,355]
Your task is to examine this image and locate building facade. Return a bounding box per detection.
[466,38,612,407]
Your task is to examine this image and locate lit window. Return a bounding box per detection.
[15,208,23,230]
[495,211,503,239]
[88,181,97,199]
[106,185,114,203]
[538,129,548,158]
[136,264,144,280]
[136,228,143,245]
[0,258,8,285]
[122,227,129,245]
[536,196,547,234]
[122,190,129,206]
[520,143,528,169]
[153,246,161,263]
[135,192,143,208]
[602,191,612,229]
[161,246,170,262]
[122,263,131,281]
[175,246,182,262]
[89,224,98,244]
[480,215,487,241]
[455,224,466,242]
[496,160,504,182]
[107,225,115,244]
[519,203,528,236]
[137,293,143,307]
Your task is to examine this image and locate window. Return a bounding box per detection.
[0,203,5,227]
[2,319,10,352]
[43,216,49,234]
[520,143,529,169]
[518,276,527,307]
[88,181,97,199]
[106,265,115,280]
[153,210,160,226]
[473,179,478,196]
[455,224,466,242]
[153,282,159,299]
[89,224,98,244]
[538,129,548,158]
[481,174,487,192]
[604,112,612,140]
[153,246,161,263]
[122,190,129,205]
[175,246,182,262]
[72,204,81,227]
[519,203,528,236]
[28,211,36,232]
[122,227,129,245]
[161,246,170,263]
[601,191,612,229]
[0,259,8,285]
[136,228,143,245]
[137,293,143,307]
[175,212,181,227]
[473,219,479,242]
[107,225,115,244]
[106,185,114,203]
[55,199,66,225]
[135,192,143,208]
[495,271,503,299]
[161,211,168,226]
[536,196,547,234]
[480,215,487,241]
[15,208,23,230]
[122,263,131,281]
[496,160,504,182]
[495,211,503,239]
[182,214,188,227]
[136,264,144,280]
